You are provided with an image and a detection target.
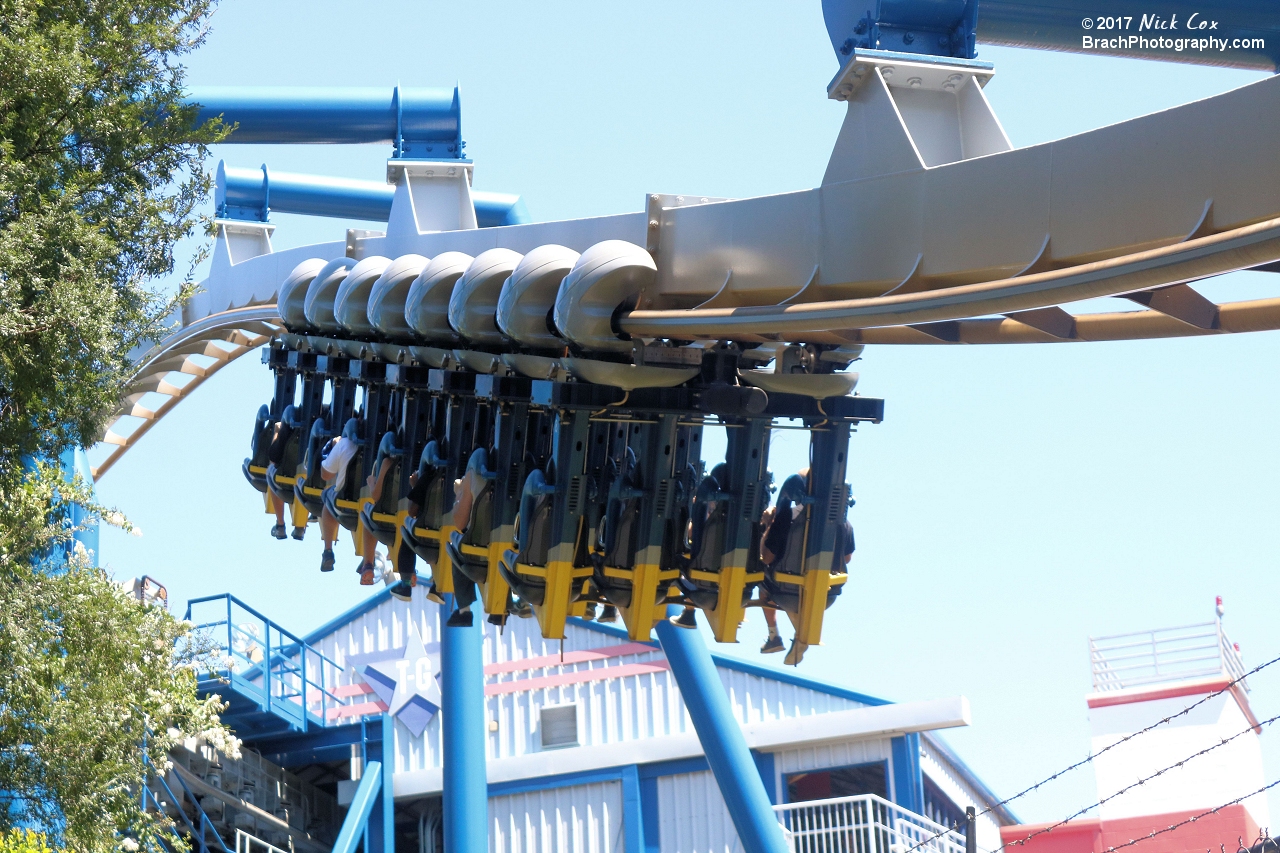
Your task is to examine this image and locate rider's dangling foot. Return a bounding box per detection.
[761,631,784,654]
[446,607,474,628]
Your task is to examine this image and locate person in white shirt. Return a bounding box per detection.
[317,433,358,573]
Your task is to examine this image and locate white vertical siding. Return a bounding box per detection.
[657,771,742,853]
[309,595,874,783]
[920,739,1004,852]
[489,781,624,853]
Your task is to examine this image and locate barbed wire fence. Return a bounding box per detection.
[902,650,1280,853]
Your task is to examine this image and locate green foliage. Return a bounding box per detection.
[0,1,238,850]
[0,551,240,852]
[0,0,226,480]
[0,829,55,853]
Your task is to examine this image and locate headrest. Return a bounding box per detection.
[281,404,300,428]
[420,440,444,472]
[341,417,359,442]
[465,447,493,480]
[377,431,399,459]
[776,473,808,509]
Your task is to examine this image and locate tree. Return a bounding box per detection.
[0,0,238,849]
[0,0,224,513]
[0,555,240,851]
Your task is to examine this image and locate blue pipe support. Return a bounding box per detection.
[441,594,488,853]
[60,447,98,566]
[655,608,788,853]
[331,760,383,853]
[822,0,1280,70]
[215,161,530,227]
[185,85,464,157]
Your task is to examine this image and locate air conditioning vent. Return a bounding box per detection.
[540,705,579,750]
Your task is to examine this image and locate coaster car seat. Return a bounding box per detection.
[762,473,844,616]
[445,448,496,590]
[593,448,642,609]
[400,440,448,569]
[676,463,731,612]
[242,404,273,493]
[320,417,365,532]
[498,468,557,607]
[358,431,405,550]
[264,405,303,508]
[296,414,333,518]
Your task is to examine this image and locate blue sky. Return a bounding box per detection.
[93,0,1279,827]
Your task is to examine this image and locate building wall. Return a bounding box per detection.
[920,738,1004,851]
[1089,688,1269,827]
[309,595,872,782]
[656,771,741,853]
[306,593,1001,852]
[489,780,624,853]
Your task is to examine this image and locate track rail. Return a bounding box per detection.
[90,72,1280,479]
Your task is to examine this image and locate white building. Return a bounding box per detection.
[188,589,1015,853]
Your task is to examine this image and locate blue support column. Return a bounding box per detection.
[364,716,395,853]
[441,594,488,853]
[621,765,645,853]
[382,714,395,853]
[891,733,924,814]
[655,610,789,853]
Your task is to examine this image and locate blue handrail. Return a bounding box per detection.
[185,594,352,731]
[141,749,233,853]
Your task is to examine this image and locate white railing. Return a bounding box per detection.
[235,830,290,853]
[773,793,968,853]
[1089,618,1247,693]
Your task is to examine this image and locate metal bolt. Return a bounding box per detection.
[903,32,915,44]
[908,77,923,88]
[649,220,659,228]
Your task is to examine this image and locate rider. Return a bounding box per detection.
[443,459,488,627]
[317,432,359,573]
[265,417,296,540]
[758,468,854,666]
[355,448,399,585]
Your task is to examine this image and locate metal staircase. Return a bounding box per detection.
[185,594,350,736]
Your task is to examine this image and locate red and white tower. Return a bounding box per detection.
[1003,599,1268,853]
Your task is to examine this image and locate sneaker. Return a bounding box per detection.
[320,549,335,572]
[446,608,474,628]
[425,584,445,605]
[761,634,784,654]
[784,639,808,666]
[582,602,598,621]
[669,608,698,629]
[291,526,306,541]
[270,524,287,540]
[487,613,507,626]
[511,597,533,619]
[598,605,619,624]
[389,580,414,602]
